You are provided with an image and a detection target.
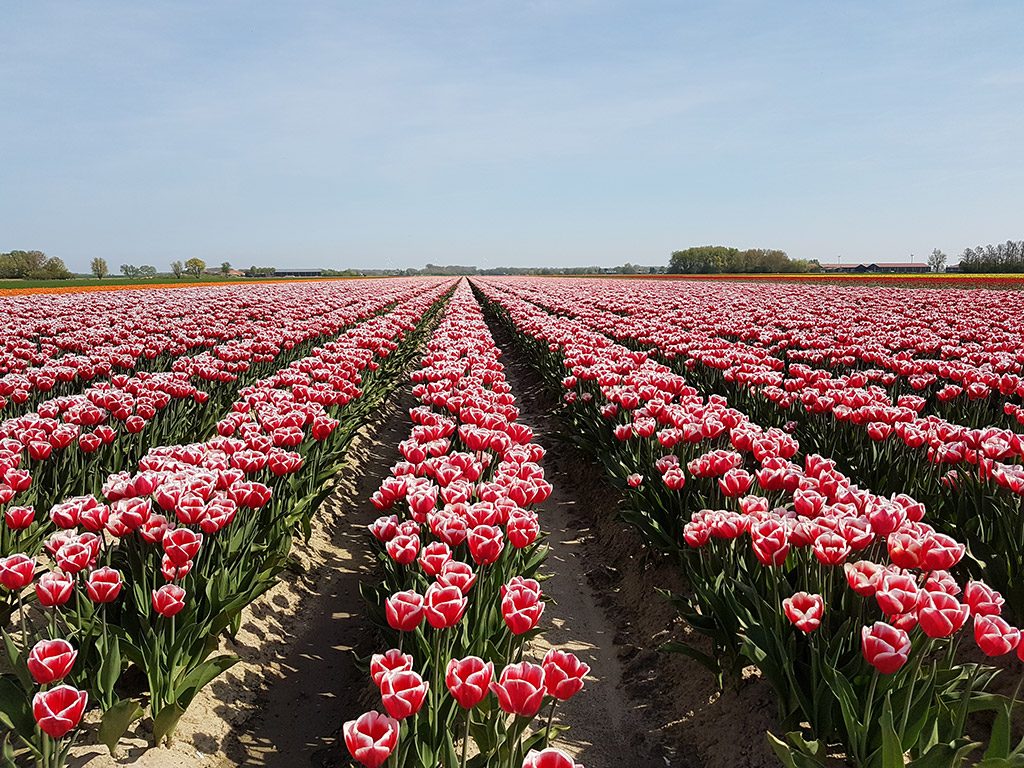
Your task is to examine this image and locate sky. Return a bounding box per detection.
[2,1,1023,273]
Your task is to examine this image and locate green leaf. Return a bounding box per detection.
[99,699,143,755]
[1,732,18,768]
[152,702,186,746]
[908,740,982,768]
[984,697,1013,760]
[880,695,905,768]
[173,654,239,711]
[0,676,32,736]
[767,732,800,768]
[99,634,123,697]
[1,632,31,693]
[660,640,720,675]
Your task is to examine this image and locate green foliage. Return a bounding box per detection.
[958,241,1024,273]
[0,250,72,280]
[184,257,206,278]
[244,265,276,277]
[668,245,818,274]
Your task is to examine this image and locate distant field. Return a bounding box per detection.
[576,272,1024,287]
[0,274,365,296]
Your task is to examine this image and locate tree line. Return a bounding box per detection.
[668,246,820,274]
[957,241,1024,273]
[0,250,72,279]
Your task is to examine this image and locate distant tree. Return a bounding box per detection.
[669,246,802,274]
[138,265,158,278]
[120,264,141,278]
[958,240,1024,272]
[90,258,108,279]
[244,265,275,277]
[170,260,184,279]
[0,250,72,280]
[928,249,947,273]
[185,258,206,278]
[220,261,231,275]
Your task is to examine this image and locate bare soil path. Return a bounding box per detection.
[487,311,779,768]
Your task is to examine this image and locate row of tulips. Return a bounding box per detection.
[0,282,454,767]
[0,281,404,417]
[480,278,1024,621]
[0,282,445,625]
[487,278,1024,425]
[473,278,1024,768]
[348,284,588,768]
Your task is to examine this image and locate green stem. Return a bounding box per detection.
[860,670,879,763]
[19,593,27,651]
[543,699,557,747]
[461,709,471,768]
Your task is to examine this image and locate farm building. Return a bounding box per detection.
[272,268,324,277]
[818,261,930,274]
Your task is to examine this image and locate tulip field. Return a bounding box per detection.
[1,276,1024,768]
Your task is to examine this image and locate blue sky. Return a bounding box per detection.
[2,1,1022,272]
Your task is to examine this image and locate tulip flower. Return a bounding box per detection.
[343,710,400,768]
[379,670,429,720]
[918,533,965,571]
[861,621,911,674]
[36,571,75,608]
[844,561,884,597]
[32,685,88,739]
[368,515,399,543]
[507,510,541,549]
[386,533,420,566]
[4,505,35,530]
[424,583,467,629]
[783,592,824,633]
[417,541,452,577]
[27,639,77,685]
[436,560,477,593]
[917,591,969,638]
[490,662,546,717]
[162,527,203,566]
[963,580,1004,617]
[467,524,504,565]
[718,468,753,498]
[750,519,789,566]
[152,584,187,617]
[502,583,545,635]
[85,566,123,603]
[974,614,1021,656]
[522,748,584,768]
[370,649,414,687]
[885,531,922,570]
[811,531,850,566]
[0,553,35,590]
[446,656,494,709]
[876,572,919,617]
[542,649,590,701]
[385,590,425,632]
